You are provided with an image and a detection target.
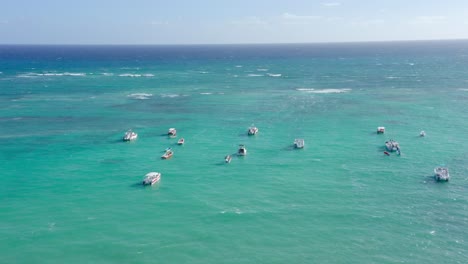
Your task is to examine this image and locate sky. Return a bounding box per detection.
[1,0,468,44]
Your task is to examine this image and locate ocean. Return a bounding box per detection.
[1,41,468,263]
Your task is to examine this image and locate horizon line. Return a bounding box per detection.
[1,38,468,46]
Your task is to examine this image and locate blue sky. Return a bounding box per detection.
[1,0,467,44]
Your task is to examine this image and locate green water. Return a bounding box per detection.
[1,43,468,263]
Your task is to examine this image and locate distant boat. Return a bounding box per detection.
[161,150,173,159]
[123,130,138,141]
[168,128,177,137]
[177,138,185,145]
[225,155,232,163]
[248,126,258,135]
[142,172,161,185]
[238,144,247,156]
[294,139,305,149]
[377,127,385,134]
[420,131,426,137]
[434,167,449,181]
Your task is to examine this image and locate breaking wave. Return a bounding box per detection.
[267,73,282,77]
[296,88,351,94]
[127,93,153,100]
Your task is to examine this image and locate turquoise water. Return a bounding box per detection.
[1,42,468,263]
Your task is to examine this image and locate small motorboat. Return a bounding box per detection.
[434,167,449,181]
[142,172,161,185]
[238,144,247,156]
[294,139,305,149]
[161,150,173,159]
[168,128,177,137]
[225,155,232,163]
[377,127,385,134]
[385,139,400,152]
[248,126,258,135]
[123,130,138,141]
[177,138,185,145]
[420,131,426,137]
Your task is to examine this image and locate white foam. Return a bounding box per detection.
[247,74,263,77]
[119,73,142,77]
[102,73,114,76]
[458,88,468,91]
[296,88,315,91]
[63,72,86,76]
[200,92,212,95]
[161,93,179,98]
[235,65,243,68]
[267,73,282,77]
[257,68,268,71]
[386,76,400,79]
[16,72,86,77]
[127,93,153,100]
[142,74,155,77]
[297,88,351,94]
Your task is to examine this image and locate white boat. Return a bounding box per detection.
[434,167,449,181]
[225,155,232,163]
[161,150,173,159]
[420,131,426,137]
[142,172,161,185]
[248,126,258,135]
[238,144,247,156]
[377,127,385,134]
[123,130,138,141]
[177,138,185,145]
[168,128,177,137]
[294,139,305,149]
[385,139,400,152]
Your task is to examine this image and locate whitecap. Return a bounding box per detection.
[119,73,142,77]
[142,74,155,77]
[200,92,212,95]
[235,65,243,68]
[267,73,282,77]
[296,88,315,91]
[247,74,263,77]
[458,88,468,91]
[298,88,351,94]
[127,93,153,100]
[102,73,114,76]
[63,72,86,76]
[161,94,179,98]
[385,76,401,79]
[257,68,268,71]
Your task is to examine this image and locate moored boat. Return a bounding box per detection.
[168,128,177,137]
[238,144,247,156]
[248,126,258,135]
[177,138,185,145]
[385,139,400,152]
[161,150,173,159]
[294,139,305,149]
[434,167,449,181]
[225,155,232,163]
[123,130,138,141]
[377,127,385,134]
[142,172,161,185]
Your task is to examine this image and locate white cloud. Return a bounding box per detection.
[409,16,446,25]
[322,2,341,7]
